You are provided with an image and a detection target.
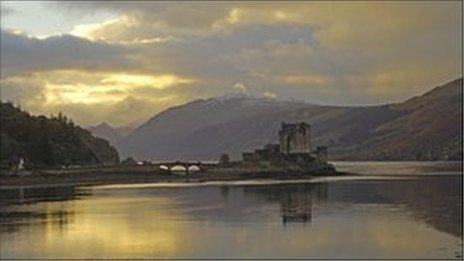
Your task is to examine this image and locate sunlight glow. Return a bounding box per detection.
[101,73,193,89]
[44,83,123,105]
[70,16,134,41]
[29,70,195,105]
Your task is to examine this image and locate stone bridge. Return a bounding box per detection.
[152,161,216,174]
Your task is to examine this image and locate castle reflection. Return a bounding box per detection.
[243,183,328,225]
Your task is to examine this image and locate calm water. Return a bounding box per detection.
[1,162,462,259]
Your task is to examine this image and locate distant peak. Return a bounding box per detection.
[91,122,114,130]
[215,91,255,101]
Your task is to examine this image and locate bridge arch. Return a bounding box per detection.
[170,165,188,175]
[188,165,201,172]
[157,165,170,173]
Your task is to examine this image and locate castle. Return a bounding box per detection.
[279,122,311,154]
[242,122,332,172]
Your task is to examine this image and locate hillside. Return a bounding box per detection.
[1,102,120,169]
[117,78,463,161]
[119,95,310,160]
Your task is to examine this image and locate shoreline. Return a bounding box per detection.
[3,160,461,189]
[0,168,350,189]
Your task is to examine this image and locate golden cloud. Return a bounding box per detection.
[101,73,193,90]
[282,74,330,87]
[0,70,193,125]
[70,16,129,41]
[37,71,188,104]
[6,70,194,105]
[70,15,175,45]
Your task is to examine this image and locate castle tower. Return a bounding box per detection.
[279,122,311,154]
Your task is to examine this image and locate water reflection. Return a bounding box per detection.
[243,176,462,237]
[0,174,462,259]
[325,176,462,238]
[0,185,91,205]
[0,186,88,236]
[242,184,328,224]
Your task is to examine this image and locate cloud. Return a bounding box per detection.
[1,1,462,125]
[0,30,135,78]
[100,73,194,90]
[282,74,330,87]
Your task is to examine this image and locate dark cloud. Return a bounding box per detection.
[0,30,135,78]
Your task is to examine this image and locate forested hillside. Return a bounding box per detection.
[1,102,120,169]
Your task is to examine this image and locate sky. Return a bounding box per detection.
[0,1,462,127]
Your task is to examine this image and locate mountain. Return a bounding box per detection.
[88,123,121,145]
[118,96,309,160]
[88,122,135,145]
[117,78,463,161]
[115,125,135,138]
[1,102,120,169]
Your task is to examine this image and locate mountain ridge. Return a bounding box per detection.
[116,78,463,161]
